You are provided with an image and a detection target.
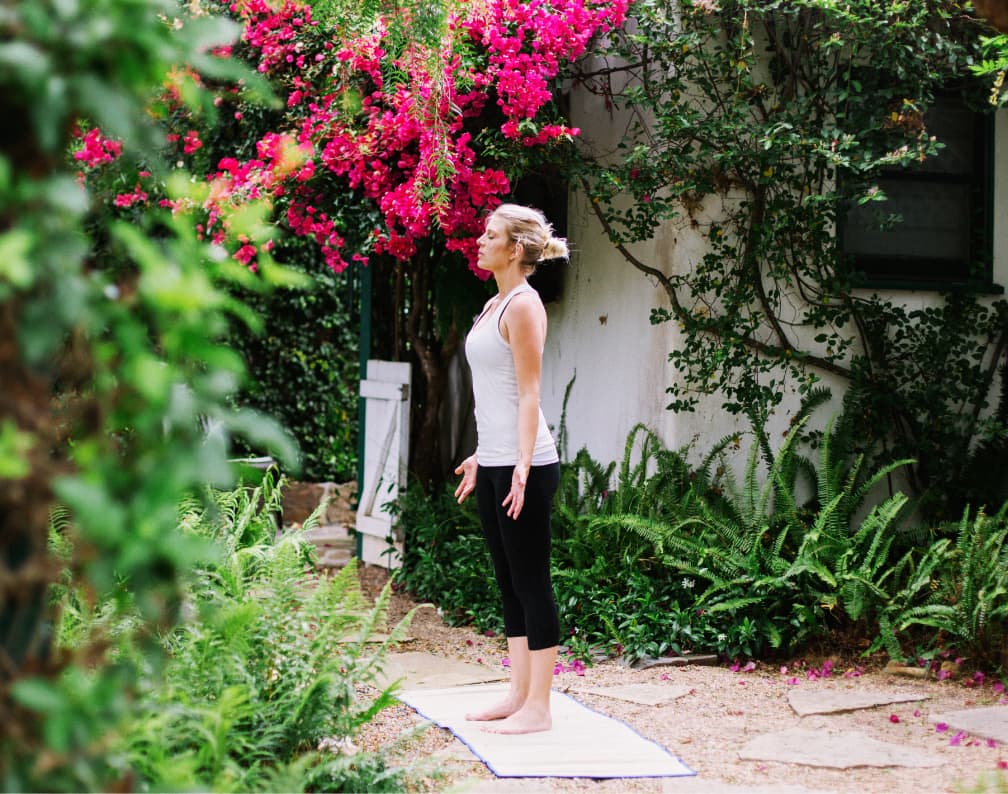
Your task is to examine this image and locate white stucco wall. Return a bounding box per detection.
[541,85,1008,475]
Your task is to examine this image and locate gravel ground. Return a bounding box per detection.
[351,564,1008,794]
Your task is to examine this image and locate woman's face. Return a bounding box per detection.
[477,214,516,273]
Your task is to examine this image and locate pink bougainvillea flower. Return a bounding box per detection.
[950,730,967,747]
[937,669,951,681]
[501,657,510,668]
[998,760,1008,769]
[889,714,900,723]
[183,130,203,154]
[73,127,123,168]
[987,739,997,748]
[994,682,1005,694]
[741,661,756,673]
[786,676,799,685]
[113,187,148,208]
[936,722,949,733]
[913,709,922,717]
[780,665,788,674]
[233,242,257,265]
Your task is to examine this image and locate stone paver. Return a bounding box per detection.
[377,651,508,690]
[787,688,928,716]
[301,523,355,568]
[581,682,692,706]
[929,705,1008,744]
[633,654,719,669]
[738,727,943,769]
[661,779,834,794]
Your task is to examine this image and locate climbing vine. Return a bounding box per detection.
[577,0,1008,516]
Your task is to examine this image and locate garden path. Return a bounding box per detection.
[346,563,1008,794]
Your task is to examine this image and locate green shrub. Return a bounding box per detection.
[46,475,422,792]
[878,502,1008,668]
[395,484,501,633]
[228,241,360,483]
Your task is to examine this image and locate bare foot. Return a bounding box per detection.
[481,706,551,734]
[465,697,524,721]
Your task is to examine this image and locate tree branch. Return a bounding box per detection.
[581,178,853,381]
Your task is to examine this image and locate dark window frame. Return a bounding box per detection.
[840,89,1001,294]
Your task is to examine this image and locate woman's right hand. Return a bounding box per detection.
[454,454,477,504]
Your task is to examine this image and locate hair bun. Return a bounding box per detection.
[540,236,569,261]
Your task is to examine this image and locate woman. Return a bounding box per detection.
[454,203,568,735]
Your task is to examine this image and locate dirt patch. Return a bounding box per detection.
[353,564,1008,793]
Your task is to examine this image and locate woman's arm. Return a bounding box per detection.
[501,292,547,518]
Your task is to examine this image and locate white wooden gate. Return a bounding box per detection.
[356,360,411,568]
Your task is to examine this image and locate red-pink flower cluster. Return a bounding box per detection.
[223,0,627,275]
[83,0,628,275]
[74,128,123,169]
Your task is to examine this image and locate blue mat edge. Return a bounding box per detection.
[398,685,697,779]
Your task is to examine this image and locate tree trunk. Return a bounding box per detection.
[0,301,61,733]
[974,0,1008,33]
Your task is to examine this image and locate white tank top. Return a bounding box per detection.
[464,283,559,467]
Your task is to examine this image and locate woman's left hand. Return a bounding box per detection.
[502,462,529,519]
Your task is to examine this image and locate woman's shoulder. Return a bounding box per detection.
[504,288,544,316]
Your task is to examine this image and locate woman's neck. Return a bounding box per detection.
[494,270,526,298]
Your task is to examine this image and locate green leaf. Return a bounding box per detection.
[11,678,63,713]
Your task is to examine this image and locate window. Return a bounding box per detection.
[841,89,998,291]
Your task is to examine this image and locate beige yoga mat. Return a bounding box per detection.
[399,682,695,779]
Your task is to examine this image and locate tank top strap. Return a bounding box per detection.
[493,283,534,329]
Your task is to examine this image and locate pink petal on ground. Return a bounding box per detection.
[950,730,967,746]
[780,666,789,674]
[988,739,998,748]
[889,714,900,723]
[998,760,1008,769]
[730,661,741,672]
[786,677,800,685]
[994,682,1005,694]
[501,657,510,667]
[913,709,922,717]
[742,661,756,672]
[936,722,949,733]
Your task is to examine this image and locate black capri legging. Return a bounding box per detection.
[475,462,561,651]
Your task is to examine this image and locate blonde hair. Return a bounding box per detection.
[490,203,568,273]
